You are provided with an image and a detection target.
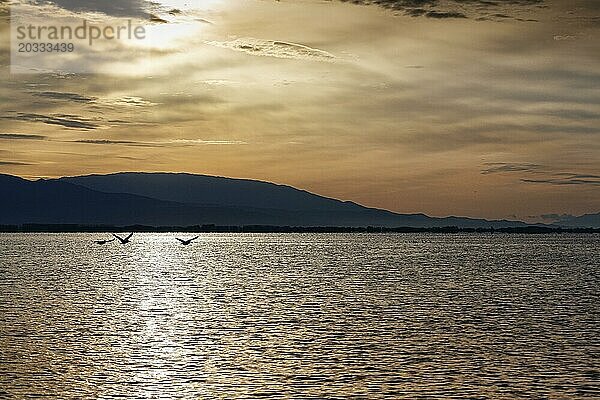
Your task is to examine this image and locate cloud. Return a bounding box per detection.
[71,139,153,147]
[521,176,600,186]
[169,139,247,146]
[2,113,100,130]
[32,91,97,103]
[422,11,467,19]
[69,139,247,147]
[556,1,600,26]
[553,35,578,41]
[337,0,546,21]
[32,0,154,18]
[482,163,600,186]
[206,38,336,62]
[0,133,47,140]
[149,14,169,23]
[101,96,158,107]
[481,162,544,174]
[0,160,33,166]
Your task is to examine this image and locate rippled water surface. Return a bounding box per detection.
[1,233,599,398]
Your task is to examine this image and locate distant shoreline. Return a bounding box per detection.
[0,224,598,234]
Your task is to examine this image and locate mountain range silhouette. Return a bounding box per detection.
[0,173,597,227]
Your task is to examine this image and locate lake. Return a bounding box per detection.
[1,233,598,398]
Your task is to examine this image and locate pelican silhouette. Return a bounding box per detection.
[112,232,134,244]
[95,238,115,245]
[175,236,199,246]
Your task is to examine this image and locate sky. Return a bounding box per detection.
[0,0,598,222]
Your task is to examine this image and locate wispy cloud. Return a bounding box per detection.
[337,0,545,21]
[69,138,247,147]
[101,96,158,107]
[482,163,600,187]
[553,34,578,41]
[169,139,247,146]
[206,38,336,62]
[414,10,467,19]
[2,113,100,130]
[0,160,33,166]
[481,162,544,174]
[32,91,97,103]
[71,139,154,147]
[522,174,600,186]
[0,133,47,140]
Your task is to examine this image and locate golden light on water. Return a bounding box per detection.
[3,233,599,397]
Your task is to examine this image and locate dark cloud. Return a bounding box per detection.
[69,138,246,147]
[521,176,600,186]
[0,160,33,166]
[2,113,100,130]
[34,0,153,18]
[71,139,157,147]
[423,11,467,19]
[149,14,169,23]
[23,0,184,22]
[0,133,47,140]
[32,91,97,104]
[338,0,546,20]
[481,162,543,174]
[482,163,600,186]
[555,173,600,179]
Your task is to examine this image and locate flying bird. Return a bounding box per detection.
[175,236,199,246]
[113,232,134,244]
[94,238,115,245]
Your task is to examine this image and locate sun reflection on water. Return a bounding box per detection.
[0,233,599,398]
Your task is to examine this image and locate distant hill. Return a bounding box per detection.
[556,213,600,228]
[0,174,274,226]
[0,172,536,227]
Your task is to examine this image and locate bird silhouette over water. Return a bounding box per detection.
[95,238,115,245]
[112,232,134,244]
[176,236,199,246]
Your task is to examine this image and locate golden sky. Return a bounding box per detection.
[0,0,598,221]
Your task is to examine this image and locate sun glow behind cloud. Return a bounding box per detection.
[141,23,204,50]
